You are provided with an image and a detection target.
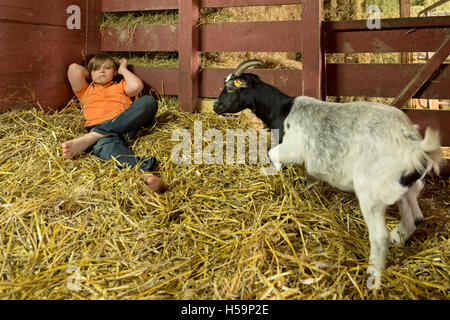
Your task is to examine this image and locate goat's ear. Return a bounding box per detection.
[225,80,235,90]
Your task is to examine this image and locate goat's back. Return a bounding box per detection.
[283,97,431,198]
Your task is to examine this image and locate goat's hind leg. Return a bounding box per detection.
[391,180,425,246]
[407,179,425,226]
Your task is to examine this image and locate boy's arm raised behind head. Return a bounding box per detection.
[118,59,144,97]
[68,63,90,92]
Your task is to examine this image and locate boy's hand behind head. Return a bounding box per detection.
[118,59,128,75]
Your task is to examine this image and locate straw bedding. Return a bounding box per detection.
[0,96,448,300]
[1,0,449,300]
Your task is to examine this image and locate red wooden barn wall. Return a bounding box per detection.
[2,1,449,112]
[1,1,449,154]
[0,0,98,112]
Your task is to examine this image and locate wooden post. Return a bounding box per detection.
[399,0,410,64]
[301,0,324,100]
[399,0,411,18]
[178,0,200,112]
[399,0,412,107]
[85,0,102,61]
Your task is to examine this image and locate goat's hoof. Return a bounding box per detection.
[366,265,384,277]
[274,162,282,171]
[366,265,383,289]
[390,228,406,246]
[268,148,282,170]
[415,217,424,227]
[269,159,282,171]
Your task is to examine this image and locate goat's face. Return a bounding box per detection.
[213,60,263,115]
[213,74,248,115]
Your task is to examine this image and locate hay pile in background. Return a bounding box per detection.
[101,11,179,68]
[100,1,450,106]
[100,4,302,70]
[0,96,448,299]
[325,0,450,65]
[100,0,450,71]
[199,5,302,70]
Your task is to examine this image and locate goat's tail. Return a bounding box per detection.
[420,127,443,175]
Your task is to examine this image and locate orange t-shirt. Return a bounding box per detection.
[74,80,133,127]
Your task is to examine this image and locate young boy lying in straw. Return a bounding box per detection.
[62,54,166,193]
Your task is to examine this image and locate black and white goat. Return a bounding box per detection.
[213,60,442,273]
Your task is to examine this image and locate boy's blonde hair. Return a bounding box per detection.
[87,54,116,72]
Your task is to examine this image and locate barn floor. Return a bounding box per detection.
[0,97,448,300]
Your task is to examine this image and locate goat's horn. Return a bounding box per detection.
[233,60,263,77]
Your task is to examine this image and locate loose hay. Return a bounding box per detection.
[0,96,448,300]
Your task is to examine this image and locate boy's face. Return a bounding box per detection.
[91,61,116,85]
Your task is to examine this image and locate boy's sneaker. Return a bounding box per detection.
[140,156,157,172]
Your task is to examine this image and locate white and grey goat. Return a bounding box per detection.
[213,60,442,273]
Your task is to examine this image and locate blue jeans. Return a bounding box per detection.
[89,95,158,172]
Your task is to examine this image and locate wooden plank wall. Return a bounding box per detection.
[325,17,450,149]
[100,1,450,175]
[101,0,307,112]
[100,1,449,143]
[0,0,88,112]
[100,3,450,102]
[1,0,449,151]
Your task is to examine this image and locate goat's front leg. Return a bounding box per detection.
[268,140,304,171]
[268,144,283,171]
[358,194,390,272]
